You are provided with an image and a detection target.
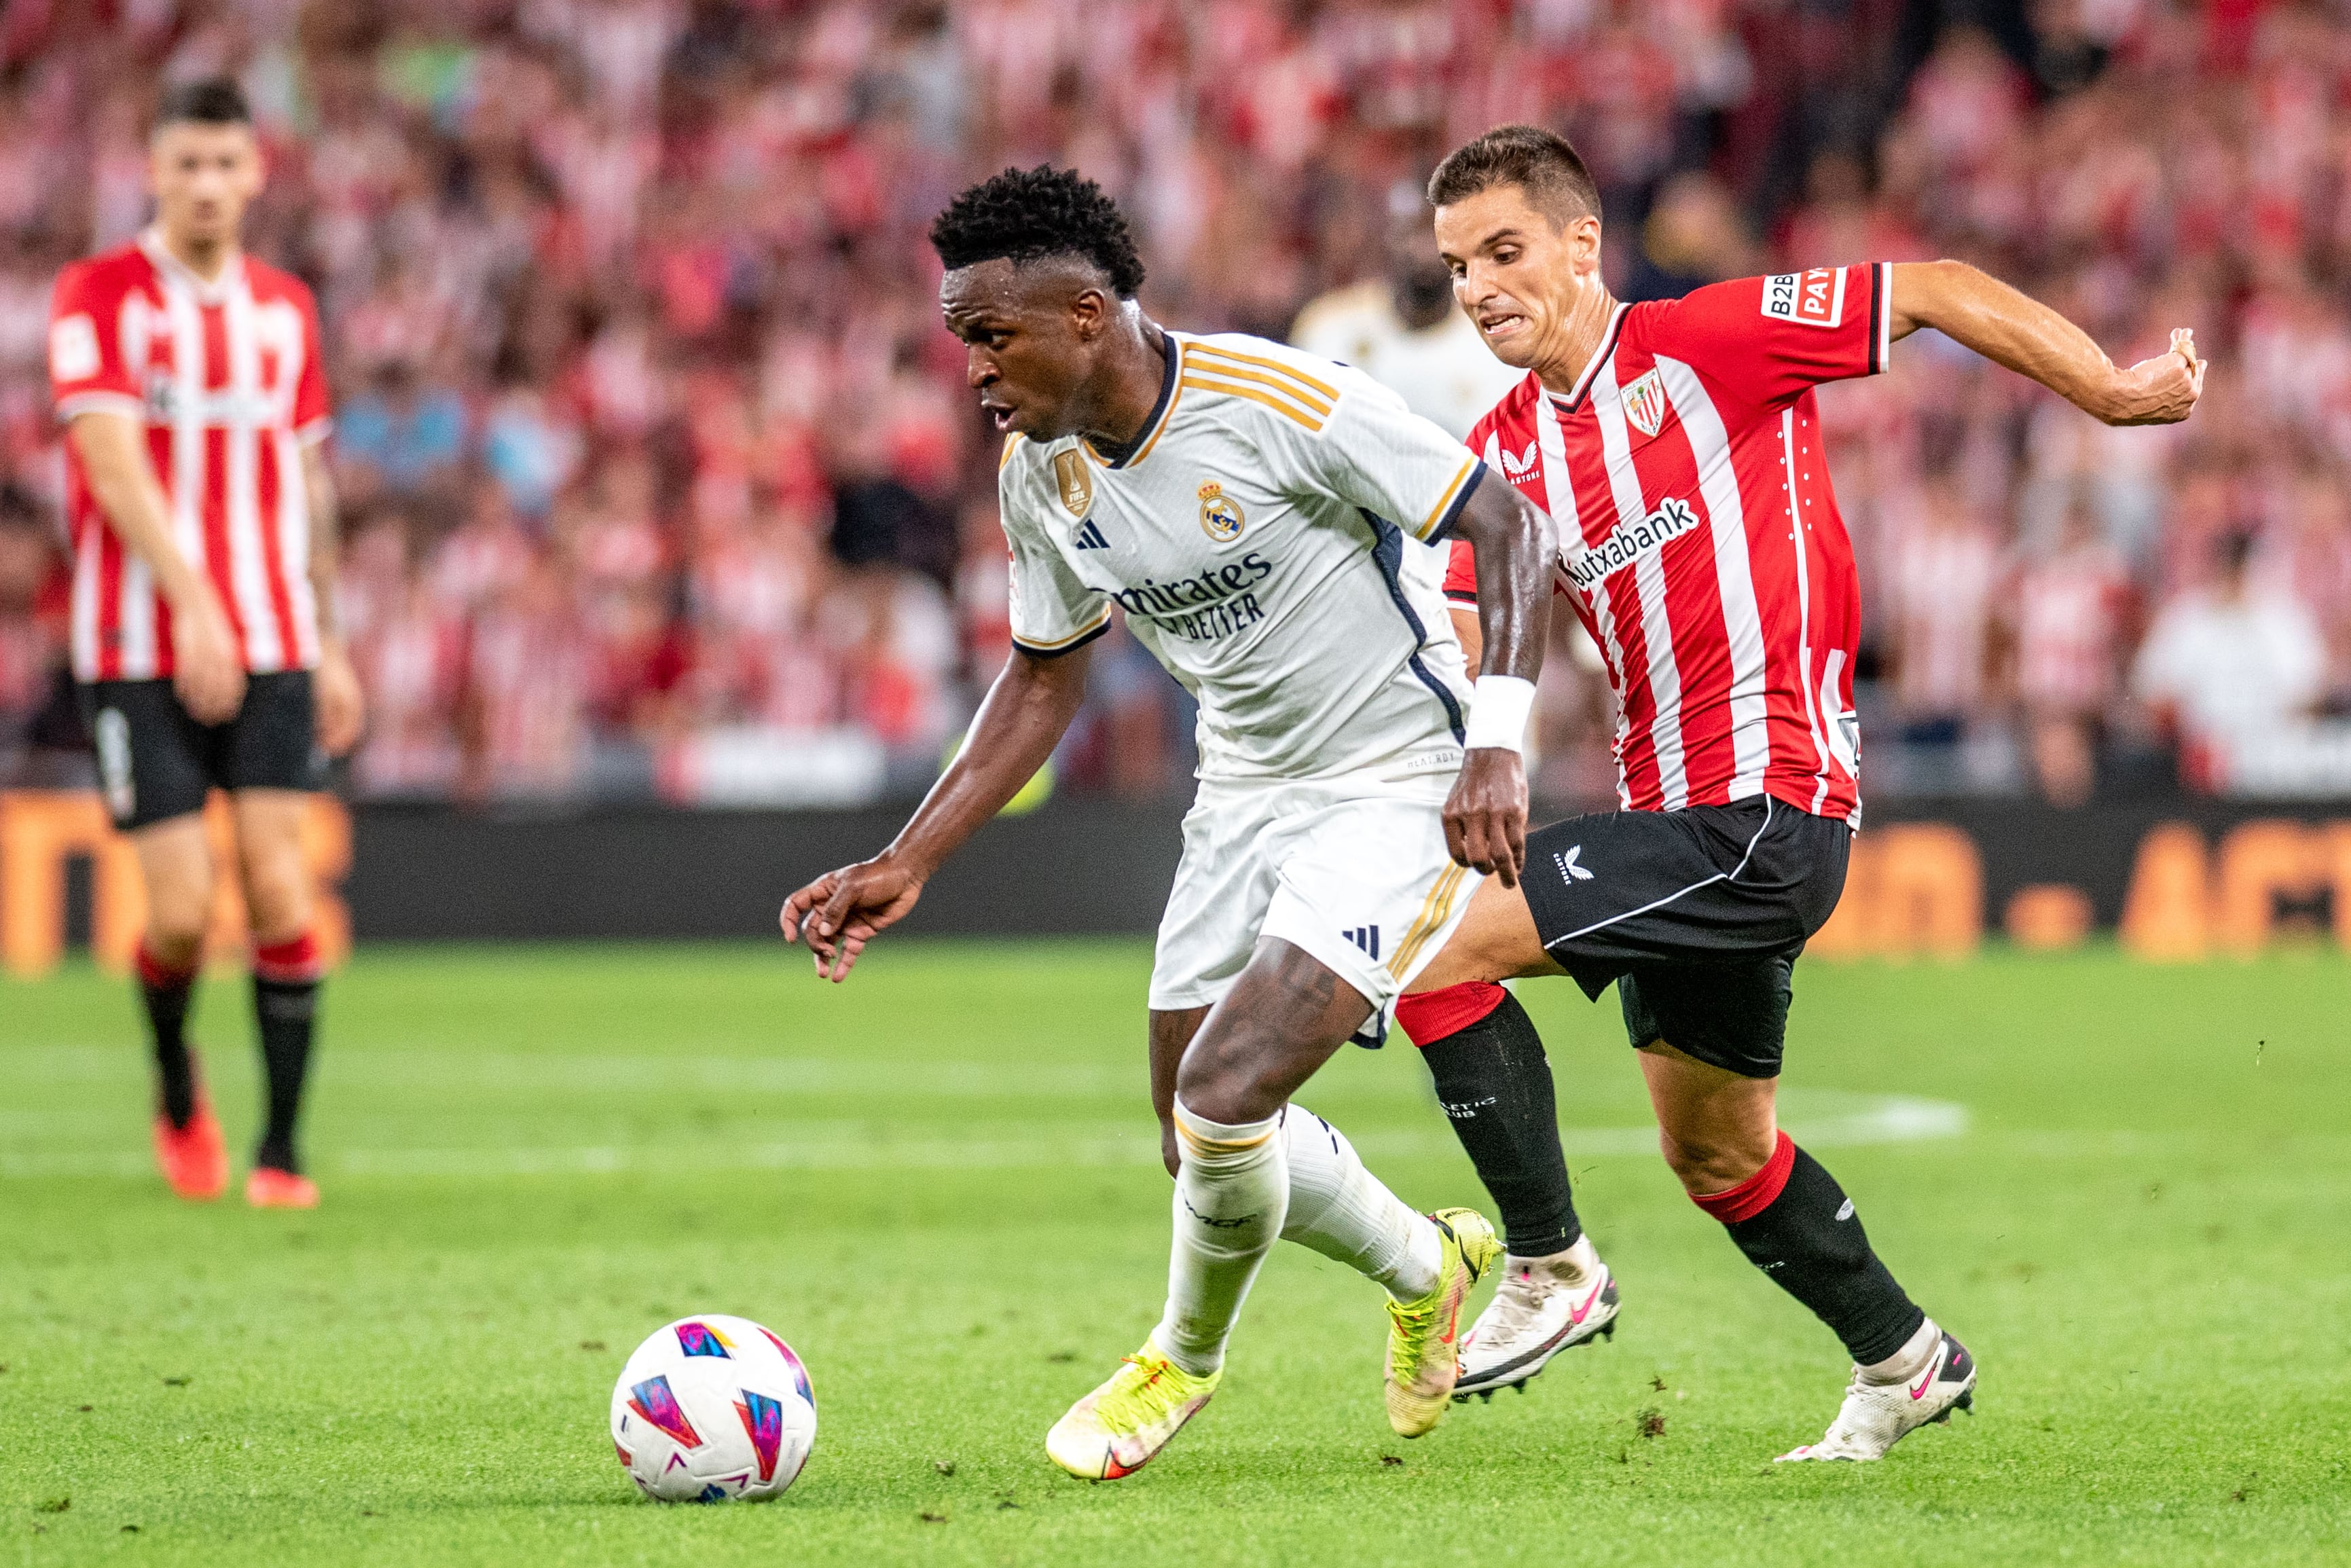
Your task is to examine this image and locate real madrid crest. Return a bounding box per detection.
[1052,448,1094,518]
[1198,480,1245,543]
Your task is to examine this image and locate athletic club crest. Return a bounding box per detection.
[1198,480,1245,542]
[1053,448,1093,517]
[1622,368,1669,439]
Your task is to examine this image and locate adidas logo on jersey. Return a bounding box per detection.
[1556,846,1594,883]
[1342,925,1381,960]
[1072,518,1110,550]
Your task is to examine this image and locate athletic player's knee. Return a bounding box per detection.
[243,874,312,946]
[141,878,212,959]
[238,843,312,943]
[141,920,205,970]
[1172,1051,1261,1127]
[1656,1123,1774,1195]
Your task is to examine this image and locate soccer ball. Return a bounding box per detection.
[609,1314,817,1502]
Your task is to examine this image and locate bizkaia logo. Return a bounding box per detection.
[1564,496,1702,590]
[1761,267,1847,329]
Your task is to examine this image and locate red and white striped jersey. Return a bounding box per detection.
[50,232,333,682]
[1446,264,1892,824]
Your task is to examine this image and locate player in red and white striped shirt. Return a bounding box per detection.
[50,79,364,1211]
[1392,127,2202,1459]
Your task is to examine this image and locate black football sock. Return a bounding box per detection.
[1405,987,1582,1257]
[251,933,323,1174]
[1696,1132,1925,1366]
[135,943,200,1129]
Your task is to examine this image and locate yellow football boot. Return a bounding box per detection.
[1046,1342,1221,1480]
[1384,1207,1501,1437]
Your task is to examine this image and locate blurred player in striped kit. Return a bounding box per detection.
[49,78,362,1209]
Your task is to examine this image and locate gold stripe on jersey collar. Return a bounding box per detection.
[1083,330,1184,470]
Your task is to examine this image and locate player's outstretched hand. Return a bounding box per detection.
[2101,329,2206,426]
[1444,748,1529,888]
[780,856,925,982]
[314,642,366,758]
[170,586,247,725]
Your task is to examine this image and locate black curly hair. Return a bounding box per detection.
[930,166,1146,299]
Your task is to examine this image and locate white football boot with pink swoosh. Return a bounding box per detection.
[1453,1237,1620,1401]
[1776,1329,1977,1461]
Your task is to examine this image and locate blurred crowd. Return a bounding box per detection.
[2,0,2351,807]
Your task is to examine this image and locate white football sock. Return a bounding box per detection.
[1508,1233,1601,1288]
[1154,1099,1290,1377]
[1279,1106,1442,1301]
[1857,1315,1941,1385]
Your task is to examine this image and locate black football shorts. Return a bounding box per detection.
[1518,795,1850,1079]
[79,671,321,831]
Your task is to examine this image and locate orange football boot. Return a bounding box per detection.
[245,1167,319,1209]
[152,1098,229,1201]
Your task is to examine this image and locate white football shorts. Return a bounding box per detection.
[1147,771,1482,1040]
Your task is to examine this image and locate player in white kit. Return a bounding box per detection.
[780,166,1558,1477]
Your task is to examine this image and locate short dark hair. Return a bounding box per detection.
[1427,126,1602,227]
[930,166,1146,299]
[155,76,252,130]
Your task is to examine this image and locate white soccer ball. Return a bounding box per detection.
[608,1313,817,1502]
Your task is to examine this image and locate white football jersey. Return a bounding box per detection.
[999,331,1487,784]
[1290,281,1525,441]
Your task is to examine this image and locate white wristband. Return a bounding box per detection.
[1463,675,1537,753]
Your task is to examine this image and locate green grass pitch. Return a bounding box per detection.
[4,940,2348,1565]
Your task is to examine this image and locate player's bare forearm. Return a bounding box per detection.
[299,441,342,643]
[300,441,365,755]
[69,410,245,721]
[883,644,1089,878]
[1450,475,1552,683]
[780,644,1091,980]
[70,412,204,606]
[1440,475,1552,885]
[1888,259,2204,426]
[1148,1007,1207,1177]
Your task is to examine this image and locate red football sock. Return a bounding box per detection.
[1393,981,1508,1046]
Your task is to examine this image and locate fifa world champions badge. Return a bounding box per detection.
[1198,479,1245,542]
[1053,448,1094,517]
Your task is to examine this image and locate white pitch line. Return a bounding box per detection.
[0,1095,1966,1181]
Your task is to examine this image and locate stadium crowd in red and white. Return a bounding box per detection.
[1,0,2349,806]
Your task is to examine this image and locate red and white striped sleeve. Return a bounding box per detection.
[1653,264,1893,411]
[50,261,141,423]
[291,279,333,443]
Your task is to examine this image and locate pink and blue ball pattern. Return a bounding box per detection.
[674,1321,733,1358]
[759,1328,816,1408]
[735,1391,785,1482]
[626,1375,703,1449]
